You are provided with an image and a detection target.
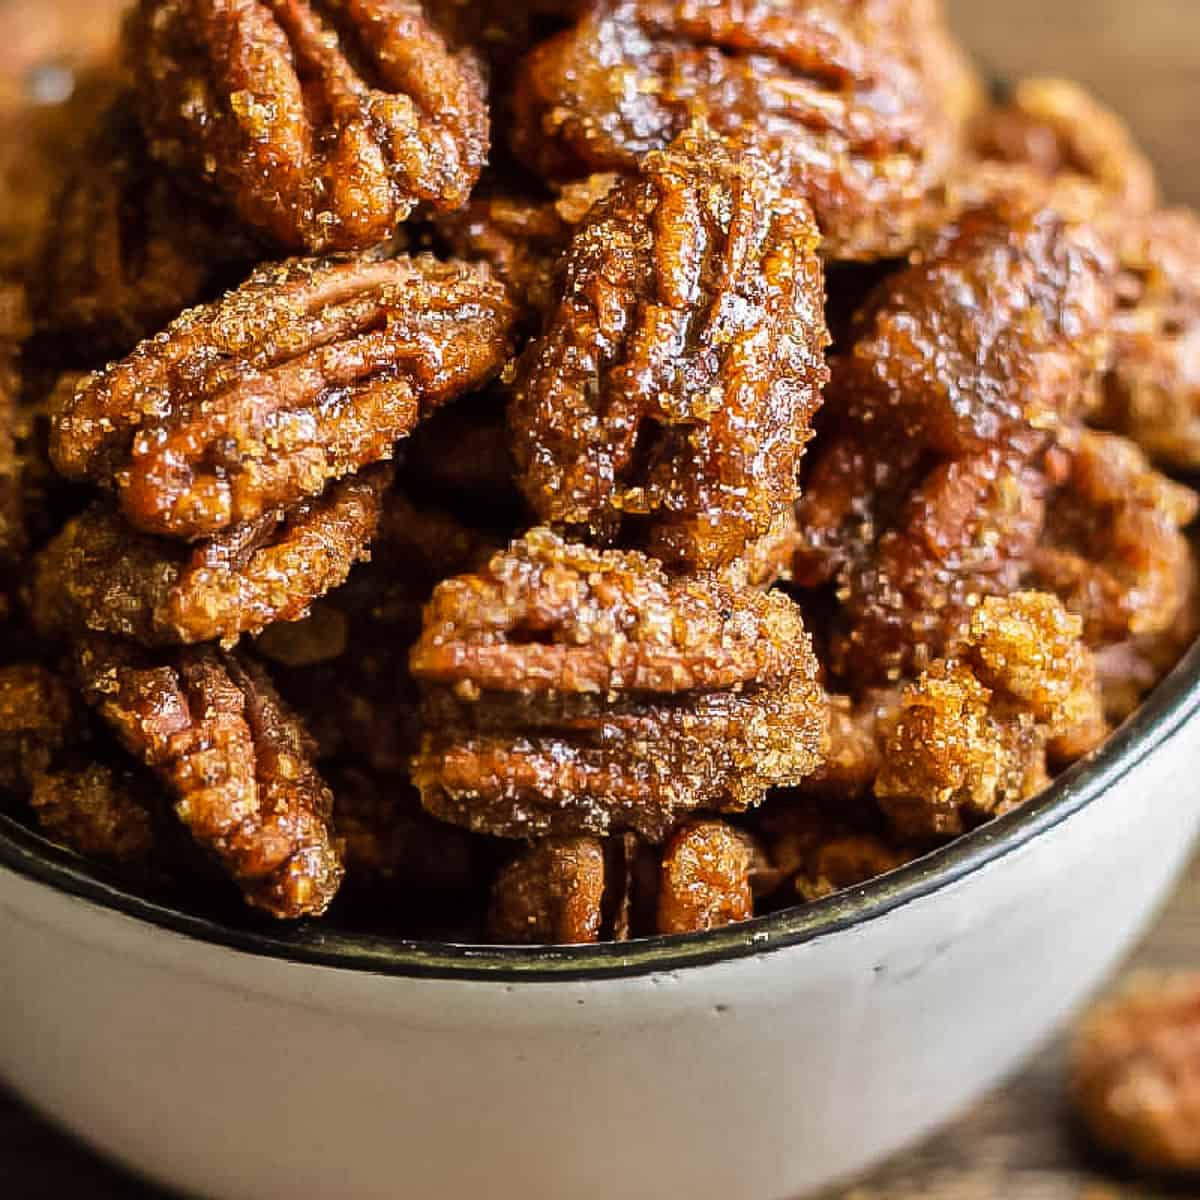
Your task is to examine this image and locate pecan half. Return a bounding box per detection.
[656,819,755,935]
[510,127,829,572]
[76,638,343,918]
[126,0,489,252]
[410,528,828,841]
[511,0,981,260]
[488,836,607,944]
[33,465,392,648]
[52,254,516,539]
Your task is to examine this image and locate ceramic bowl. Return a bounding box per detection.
[2,641,1199,1200]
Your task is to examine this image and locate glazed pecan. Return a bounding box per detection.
[794,188,1117,684]
[656,819,755,935]
[52,254,516,539]
[33,465,391,648]
[410,529,828,841]
[488,836,607,944]
[1072,973,1200,1173]
[76,638,342,918]
[126,0,489,252]
[1032,431,1198,644]
[510,127,829,572]
[974,78,1158,215]
[874,592,1104,839]
[1095,209,1200,470]
[33,99,256,365]
[510,0,981,260]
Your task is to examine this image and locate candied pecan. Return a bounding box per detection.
[800,689,900,798]
[1032,431,1198,645]
[1073,973,1200,1173]
[32,99,256,365]
[974,78,1157,214]
[656,819,754,935]
[29,763,173,882]
[510,0,981,260]
[510,127,829,572]
[52,254,516,539]
[126,0,489,253]
[34,466,391,649]
[1095,209,1200,470]
[874,592,1104,839]
[825,195,1115,461]
[76,638,342,918]
[488,836,607,944]
[411,529,828,841]
[0,664,73,792]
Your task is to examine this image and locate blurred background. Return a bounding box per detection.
[0,0,1198,1196]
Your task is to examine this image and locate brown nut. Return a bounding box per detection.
[51,254,517,539]
[488,836,607,944]
[1072,973,1200,1173]
[410,528,828,841]
[33,465,392,648]
[656,819,754,935]
[510,0,982,261]
[76,638,343,919]
[33,99,257,365]
[510,127,829,573]
[1032,430,1198,645]
[974,78,1158,215]
[125,0,489,252]
[874,591,1104,839]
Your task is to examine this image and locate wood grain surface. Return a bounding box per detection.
[3,0,1200,1196]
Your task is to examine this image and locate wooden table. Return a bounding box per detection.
[3,0,1200,1195]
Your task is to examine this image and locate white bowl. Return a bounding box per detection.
[2,644,1199,1200]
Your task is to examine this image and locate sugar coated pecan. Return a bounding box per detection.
[1073,973,1200,1173]
[656,819,754,935]
[1096,209,1200,469]
[76,638,342,918]
[126,0,489,252]
[1033,430,1198,644]
[511,0,981,260]
[52,254,516,538]
[874,591,1104,839]
[33,99,256,365]
[411,528,828,840]
[510,127,829,572]
[974,78,1158,215]
[0,663,74,791]
[33,465,391,647]
[488,836,607,943]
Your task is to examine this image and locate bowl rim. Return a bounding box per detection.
[2,639,1198,982]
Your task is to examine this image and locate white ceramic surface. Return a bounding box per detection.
[2,650,1199,1200]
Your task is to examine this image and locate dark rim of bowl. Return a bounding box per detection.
[2,637,1198,982]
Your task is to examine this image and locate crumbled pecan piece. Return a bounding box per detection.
[126,0,489,252]
[974,78,1158,214]
[76,638,342,918]
[510,0,981,260]
[488,836,607,944]
[1095,209,1200,470]
[34,465,391,648]
[1032,431,1198,644]
[875,592,1104,839]
[1073,973,1200,1173]
[32,99,256,365]
[656,819,755,935]
[52,254,516,539]
[510,127,829,572]
[411,528,828,841]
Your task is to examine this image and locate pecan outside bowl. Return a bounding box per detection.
[0,637,1198,1199]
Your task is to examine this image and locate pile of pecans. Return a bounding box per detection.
[0,0,1196,943]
